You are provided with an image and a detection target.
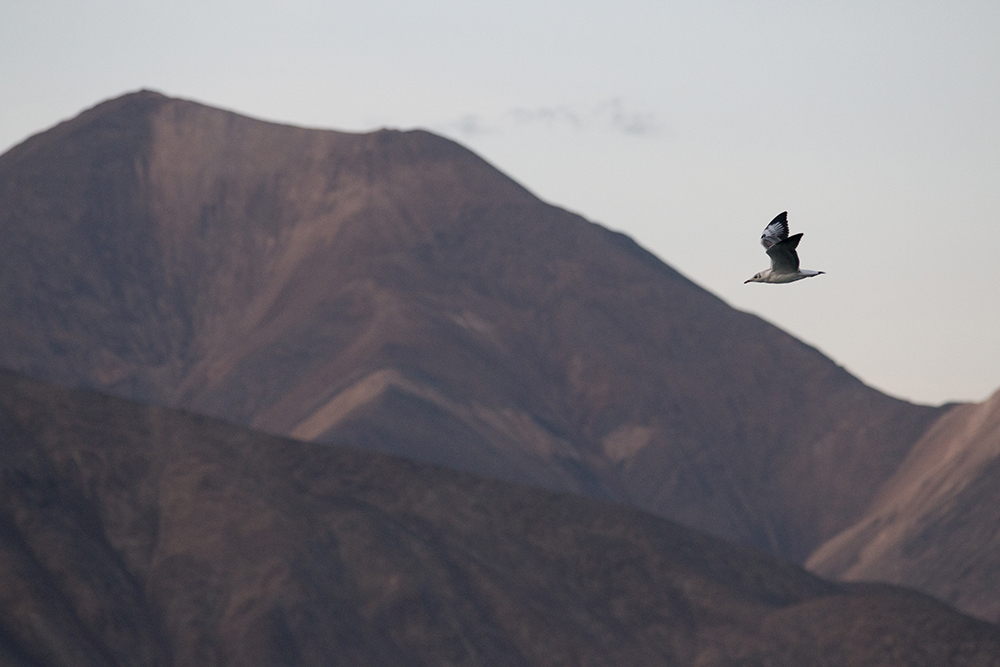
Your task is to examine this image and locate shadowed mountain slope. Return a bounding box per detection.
[808,386,1000,622]
[0,90,944,562]
[1,368,999,667]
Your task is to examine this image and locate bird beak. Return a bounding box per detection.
[743,278,752,284]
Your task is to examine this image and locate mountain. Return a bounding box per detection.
[807,387,1000,622]
[0,90,945,563]
[2,368,998,666]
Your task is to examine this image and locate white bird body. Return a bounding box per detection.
[745,212,825,284]
[749,267,825,284]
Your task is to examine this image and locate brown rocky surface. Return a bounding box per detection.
[0,90,945,564]
[808,386,1000,622]
[1,368,998,666]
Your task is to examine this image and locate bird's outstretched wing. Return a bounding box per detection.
[760,211,789,249]
[767,233,802,272]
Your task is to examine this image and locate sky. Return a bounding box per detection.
[2,0,998,405]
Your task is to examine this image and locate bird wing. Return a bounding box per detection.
[766,233,802,272]
[760,211,789,249]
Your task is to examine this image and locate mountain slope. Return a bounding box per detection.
[808,387,1000,622]
[0,90,944,562]
[1,368,998,666]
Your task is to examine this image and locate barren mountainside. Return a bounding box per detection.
[808,387,1000,622]
[0,90,945,564]
[2,368,998,667]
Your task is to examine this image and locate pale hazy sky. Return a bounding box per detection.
[3,1,999,405]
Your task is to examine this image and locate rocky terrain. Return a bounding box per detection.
[2,368,998,667]
[809,387,1000,622]
[0,91,944,567]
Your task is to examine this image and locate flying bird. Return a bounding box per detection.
[745,211,825,284]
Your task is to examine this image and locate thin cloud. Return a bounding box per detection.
[449,114,497,136]
[438,99,660,138]
[599,99,658,136]
[508,104,583,130]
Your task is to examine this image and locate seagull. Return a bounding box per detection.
[744,211,825,284]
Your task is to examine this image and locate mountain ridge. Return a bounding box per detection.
[2,367,998,666]
[808,387,1000,622]
[0,90,945,565]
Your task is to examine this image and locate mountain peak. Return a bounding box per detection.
[0,93,944,564]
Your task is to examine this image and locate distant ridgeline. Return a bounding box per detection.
[5,91,995,630]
